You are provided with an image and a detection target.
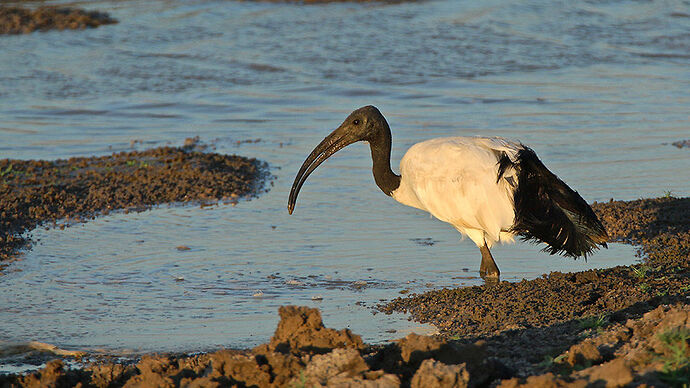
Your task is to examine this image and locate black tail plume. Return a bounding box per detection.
[508,148,608,258]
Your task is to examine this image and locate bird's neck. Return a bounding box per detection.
[369,127,401,196]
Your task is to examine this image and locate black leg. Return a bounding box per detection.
[479,244,500,282]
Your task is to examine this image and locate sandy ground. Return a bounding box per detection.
[0,147,688,387]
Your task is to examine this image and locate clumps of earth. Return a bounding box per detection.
[0,146,267,268]
[0,6,116,34]
[1,304,688,387]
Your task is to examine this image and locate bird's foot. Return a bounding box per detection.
[479,268,500,285]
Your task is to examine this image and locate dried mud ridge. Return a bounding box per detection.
[0,6,116,35]
[1,304,688,387]
[0,146,267,271]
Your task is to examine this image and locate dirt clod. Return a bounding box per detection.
[264,305,364,354]
[410,359,470,388]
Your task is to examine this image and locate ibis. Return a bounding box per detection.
[287,105,608,281]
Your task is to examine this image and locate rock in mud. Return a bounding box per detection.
[0,6,117,34]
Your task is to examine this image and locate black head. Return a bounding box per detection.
[287,105,391,214]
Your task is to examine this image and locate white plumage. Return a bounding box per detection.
[392,137,522,250]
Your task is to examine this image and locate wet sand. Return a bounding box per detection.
[0,6,116,35]
[1,148,688,386]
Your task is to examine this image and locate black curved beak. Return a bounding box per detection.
[288,125,359,215]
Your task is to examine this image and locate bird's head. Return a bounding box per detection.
[287,105,390,215]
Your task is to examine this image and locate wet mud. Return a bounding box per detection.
[0,6,116,35]
[1,148,688,386]
[0,145,267,270]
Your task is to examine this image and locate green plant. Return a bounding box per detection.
[632,265,650,279]
[657,328,690,387]
[639,283,650,293]
[0,164,13,177]
[579,314,610,331]
[290,370,307,388]
[537,353,567,369]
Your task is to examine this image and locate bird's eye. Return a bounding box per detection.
[353,119,360,125]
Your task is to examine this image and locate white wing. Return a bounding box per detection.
[392,137,523,246]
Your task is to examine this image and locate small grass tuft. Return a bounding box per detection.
[290,369,307,388]
[639,283,651,293]
[657,327,690,387]
[579,314,610,331]
[537,353,567,369]
[632,265,650,279]
[0,164,13,177]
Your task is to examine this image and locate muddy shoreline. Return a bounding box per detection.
[0,145,268,271]
[1,148,688,386]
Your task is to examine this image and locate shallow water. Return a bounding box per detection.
[0,0,688,360]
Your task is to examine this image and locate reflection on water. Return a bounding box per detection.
[0,0,688,357]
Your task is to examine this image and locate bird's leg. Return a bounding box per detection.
[479,244,500,281]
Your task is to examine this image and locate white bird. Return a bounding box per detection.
[288,106,608,281]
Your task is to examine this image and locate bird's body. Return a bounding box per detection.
[392,136,521,250]
[288,106,608,281]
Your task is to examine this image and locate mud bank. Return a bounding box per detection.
[0,146,267,270]
[1,304,687,387]
[381,196,689,381]
[0,6,116,35]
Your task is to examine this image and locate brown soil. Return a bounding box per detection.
[0,145,267,271]
[0,6,116,35]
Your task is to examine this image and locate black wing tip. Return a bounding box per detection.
[519,233,607,259]
[511,147,611,260]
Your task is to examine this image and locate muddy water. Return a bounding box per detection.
[0,0,688,359]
